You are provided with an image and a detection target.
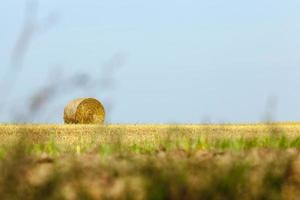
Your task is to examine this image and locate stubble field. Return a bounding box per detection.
[1,123,300,199]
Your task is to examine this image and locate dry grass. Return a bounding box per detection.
[0,122,300,145]
[0,122,300,199]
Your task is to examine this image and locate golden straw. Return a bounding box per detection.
[64,98,105,124]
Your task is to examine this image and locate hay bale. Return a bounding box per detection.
[64,98,105,124]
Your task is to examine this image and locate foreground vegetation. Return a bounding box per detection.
[1,123,300,199]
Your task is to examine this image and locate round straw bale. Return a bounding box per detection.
[64,98,105,124]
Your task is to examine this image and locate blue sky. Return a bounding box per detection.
[1,0,300,123]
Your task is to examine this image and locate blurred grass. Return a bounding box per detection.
[0,123,300,199]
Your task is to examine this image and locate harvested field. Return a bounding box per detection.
[1,122,300,145]
[1,122,300,199]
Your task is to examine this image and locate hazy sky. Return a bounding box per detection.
[1,0,300,123]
